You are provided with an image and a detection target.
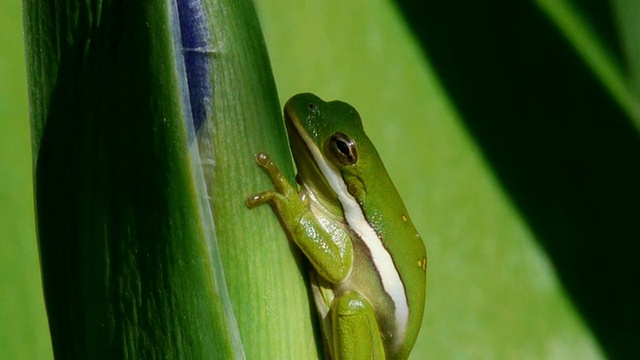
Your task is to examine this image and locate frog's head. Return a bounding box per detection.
[284,93,384,211]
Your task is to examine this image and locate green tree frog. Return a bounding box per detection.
[247,93,427,359]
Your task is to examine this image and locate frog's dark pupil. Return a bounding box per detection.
[308,103,316,110]
[336,140,350,156]
[329,133,357,165]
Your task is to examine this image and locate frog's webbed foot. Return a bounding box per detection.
[246,152,299,209]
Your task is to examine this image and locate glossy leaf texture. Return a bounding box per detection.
[21,0,319,358]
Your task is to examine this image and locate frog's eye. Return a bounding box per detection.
[328,132,357,166]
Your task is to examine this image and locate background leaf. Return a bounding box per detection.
[0,0,52,358]
[256,0,635,358]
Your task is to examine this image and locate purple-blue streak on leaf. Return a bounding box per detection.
[176,0,212,133]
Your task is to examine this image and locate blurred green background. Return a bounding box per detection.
[0,0,53,359]
[3,0,639,358]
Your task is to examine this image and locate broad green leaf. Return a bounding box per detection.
[22,0,318,358]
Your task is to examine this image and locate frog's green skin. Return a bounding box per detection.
[247,93,427,359]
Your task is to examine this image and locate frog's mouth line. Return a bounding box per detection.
[284,110,340,210]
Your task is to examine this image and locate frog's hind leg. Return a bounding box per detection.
[331,291,386,360]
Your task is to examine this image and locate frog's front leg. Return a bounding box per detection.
[330,291,386,360]
[246,152,353,283]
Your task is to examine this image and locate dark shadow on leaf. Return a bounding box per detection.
[34,2,232,357]
[394,0,640,358]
